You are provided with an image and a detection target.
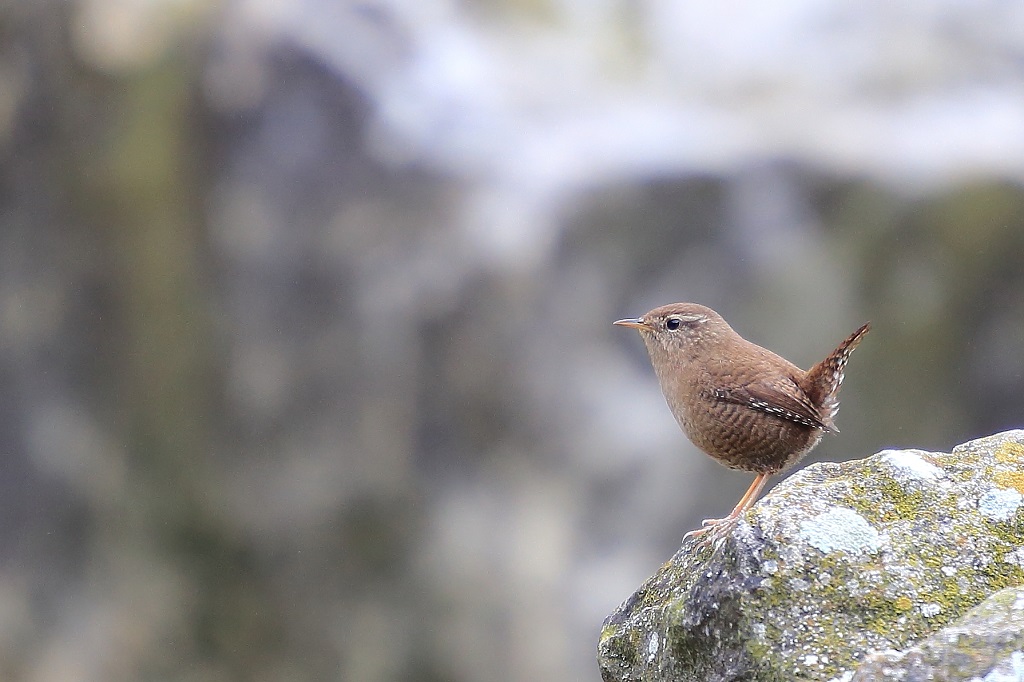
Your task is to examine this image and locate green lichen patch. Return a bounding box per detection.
[995,441,1024,464]
[851,586,1024,681]
[994,470,1024,495]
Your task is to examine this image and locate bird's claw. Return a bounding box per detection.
[683,516,739,544]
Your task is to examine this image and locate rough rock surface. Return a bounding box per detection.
[598,430,1024,682]
[851,585,1024,682]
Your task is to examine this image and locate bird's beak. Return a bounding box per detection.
[613,317,649,330]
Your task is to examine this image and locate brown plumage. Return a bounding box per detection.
[614,303,869,539]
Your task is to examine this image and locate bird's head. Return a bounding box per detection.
[614,302,734,360]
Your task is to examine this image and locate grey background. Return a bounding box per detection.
[2,1,1024,680]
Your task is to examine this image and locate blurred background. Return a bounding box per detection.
[2,0,1024,680]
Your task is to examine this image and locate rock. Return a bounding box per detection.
[851,585,1024,682]
[597,430,1024,682]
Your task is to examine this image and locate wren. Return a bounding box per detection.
[615,303,869,540]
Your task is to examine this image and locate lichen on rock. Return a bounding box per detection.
[597,430,1024,682]
[850,585,1024,681]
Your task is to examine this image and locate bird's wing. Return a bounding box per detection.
[711,376,836,432]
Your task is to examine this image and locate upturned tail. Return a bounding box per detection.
[802,322,871,431]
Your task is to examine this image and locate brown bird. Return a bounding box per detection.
[614,303,869,540]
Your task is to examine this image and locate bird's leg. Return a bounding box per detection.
[683,473,771,540]
[718,472,772,522]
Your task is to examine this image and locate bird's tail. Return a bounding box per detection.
[802,321,871,428]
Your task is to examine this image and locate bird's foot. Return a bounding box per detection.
[683,516,739,545]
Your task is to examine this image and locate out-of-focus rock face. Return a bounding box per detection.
[598,430,1024,682]
[263,2,1024,191]
[6,3,1024,682]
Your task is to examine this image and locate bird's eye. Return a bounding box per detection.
[665,317,682,331]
